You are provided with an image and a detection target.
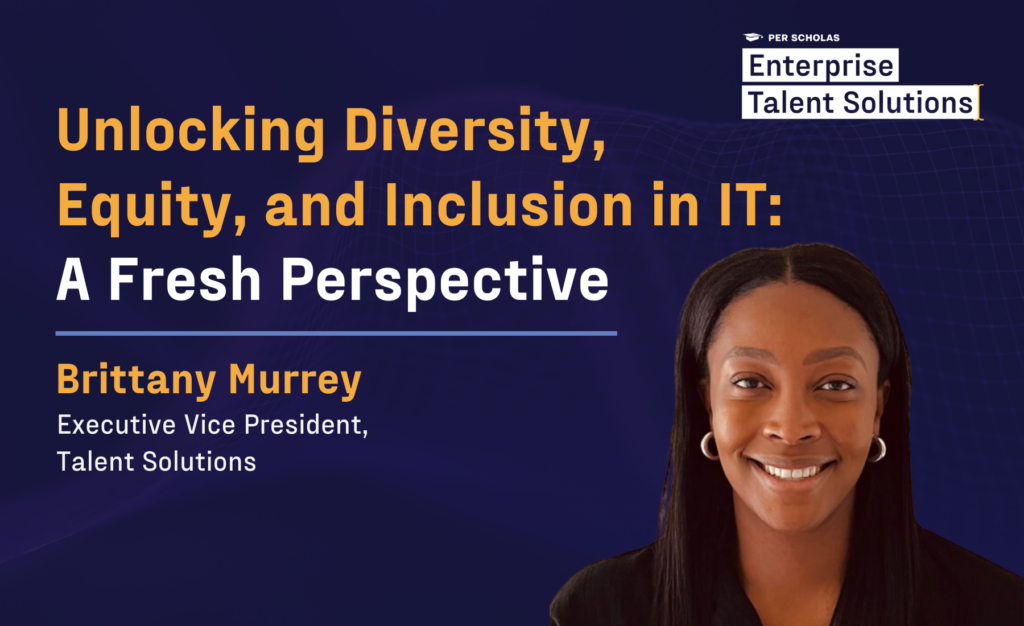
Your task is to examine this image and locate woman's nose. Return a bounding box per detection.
[762,387,821,444]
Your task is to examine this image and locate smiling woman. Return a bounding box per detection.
[550,244,1023,626]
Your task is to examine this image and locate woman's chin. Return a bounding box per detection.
[751,495,855,535]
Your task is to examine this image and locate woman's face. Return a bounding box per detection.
[703,281,889,533]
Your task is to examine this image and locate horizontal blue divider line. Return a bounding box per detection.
[56,330,617,337]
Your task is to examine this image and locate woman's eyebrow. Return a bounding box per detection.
[723,347,778,363]
[803,347,866,368]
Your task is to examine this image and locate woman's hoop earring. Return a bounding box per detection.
[700,431,719,461]
[867,434,887,463]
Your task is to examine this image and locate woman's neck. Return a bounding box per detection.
[733,491,853,626]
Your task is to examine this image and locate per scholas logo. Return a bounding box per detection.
[744,33,762,42]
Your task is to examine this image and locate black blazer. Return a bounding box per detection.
[550,527,1023,625]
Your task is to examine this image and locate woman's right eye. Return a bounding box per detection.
[733,378,765,389]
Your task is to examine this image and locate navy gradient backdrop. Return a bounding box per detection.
[2,2,1023,624]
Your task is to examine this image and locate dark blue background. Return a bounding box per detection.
[3,2,1022,624]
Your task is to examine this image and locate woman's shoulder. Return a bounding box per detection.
[549,542,657,626]
[917,526,1023,623]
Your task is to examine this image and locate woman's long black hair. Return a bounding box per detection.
[653,243,918,625]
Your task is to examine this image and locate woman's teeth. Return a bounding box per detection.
[761,463,822,480]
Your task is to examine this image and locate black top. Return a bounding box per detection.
[550,527,1023,625]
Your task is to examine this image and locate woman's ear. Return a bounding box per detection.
[700,379,712,423]
[874,379,891,435]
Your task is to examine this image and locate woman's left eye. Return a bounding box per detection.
[820,380,854,391]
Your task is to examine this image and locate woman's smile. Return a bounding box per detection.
[747,456,838,492]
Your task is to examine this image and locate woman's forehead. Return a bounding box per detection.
[708,282,879,368]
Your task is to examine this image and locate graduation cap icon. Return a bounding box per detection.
[744,33,762,41]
